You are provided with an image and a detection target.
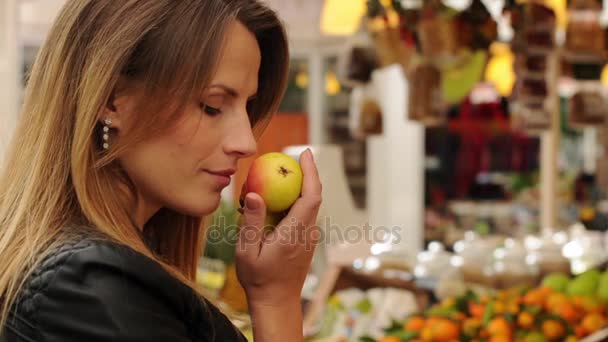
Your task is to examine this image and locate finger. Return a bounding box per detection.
[278,149,322,231]
[294,149,322,215]
[299,149,322,200]
[236,192,267,260]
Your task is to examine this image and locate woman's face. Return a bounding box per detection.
[110,21,260,225]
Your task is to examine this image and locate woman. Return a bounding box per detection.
[0,1,322,341]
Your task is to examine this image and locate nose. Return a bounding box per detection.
[223,114,257,159]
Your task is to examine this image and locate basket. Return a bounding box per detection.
[565,10,606,61]
[418,15,459,67]
[408,63,444,126]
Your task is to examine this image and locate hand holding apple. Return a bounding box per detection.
[239,152,302,230]
[236,148,322,308]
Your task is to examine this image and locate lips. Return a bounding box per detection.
[206,169,236,177]
[203,168,235,188]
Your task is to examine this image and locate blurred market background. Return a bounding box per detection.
[7,0,608,341]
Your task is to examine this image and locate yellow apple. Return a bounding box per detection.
[242,152,303,213]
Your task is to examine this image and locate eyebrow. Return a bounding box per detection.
[209,84,257,100]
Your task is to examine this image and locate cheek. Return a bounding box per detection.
[119,113,226,216]
[119,137,185,198]
[168,114,222,164]
[119,138,219,216]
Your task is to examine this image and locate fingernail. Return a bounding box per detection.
[245,194,259,210]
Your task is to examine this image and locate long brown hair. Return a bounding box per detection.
[0,0,289,327]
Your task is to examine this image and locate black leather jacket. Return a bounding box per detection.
[1,237,247,341]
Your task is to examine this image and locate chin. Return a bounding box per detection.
[175,195,222,217]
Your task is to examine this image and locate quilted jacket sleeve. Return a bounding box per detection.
[31,242,193,342]
[3,240,247,342]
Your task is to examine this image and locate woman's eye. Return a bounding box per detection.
[200,103,221,116]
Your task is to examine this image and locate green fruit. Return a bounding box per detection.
[597,271,608,301]
[426,305,457,318]
[542,273,570,293]
[567,270,601,296]
[355,298,372,313]
[441,50,488,104]
[524,332,547,342]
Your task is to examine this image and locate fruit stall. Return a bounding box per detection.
[306,0,608,341]
[296,229,608,342]
[365,269,608,342]
[300,0,608,341]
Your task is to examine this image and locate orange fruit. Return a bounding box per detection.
[524,289,545,307]
[379,337,401,342]
[565,336,579,342]
[426,316,442,326]
[405,316,426,333]
[469,302,485,318]
[581,313,606,334]
[488,335,511,342]
[508,301,520,314]
[493,300,506,314]
[556,303,580,323]
[489,335,511,342]
[583,299,605,315]
[463,317,482,336]
[542,319,565,340]
[539,286,554,297]
[518,311,535,329]
[488,317,512,337]
[574,325,587,338]
[571,296,586,310]
[452,312,466,321]
[572,296,604,314]
[545,293,568,312]
[430,319,460,341]
[421,326,433,341]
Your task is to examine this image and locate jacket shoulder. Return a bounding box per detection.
[8,237,196,341]
[16,237,104,316]
[6,235,246,342]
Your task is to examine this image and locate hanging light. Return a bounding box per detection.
[295,70,309,89]
[484,42,515,96]
[320,0,367,36]
[325,71,342,96]
[443,0,473,11]
[601,65,608,88]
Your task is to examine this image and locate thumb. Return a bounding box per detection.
[237,193,267,258]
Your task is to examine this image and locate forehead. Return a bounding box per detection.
[210,21,261,95]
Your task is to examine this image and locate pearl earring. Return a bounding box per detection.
[102,118,112,150]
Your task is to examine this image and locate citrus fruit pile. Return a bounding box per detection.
[371,270,608,342]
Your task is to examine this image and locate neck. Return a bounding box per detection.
[133,193,162,230]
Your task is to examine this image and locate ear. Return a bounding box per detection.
[99,77,137,131]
